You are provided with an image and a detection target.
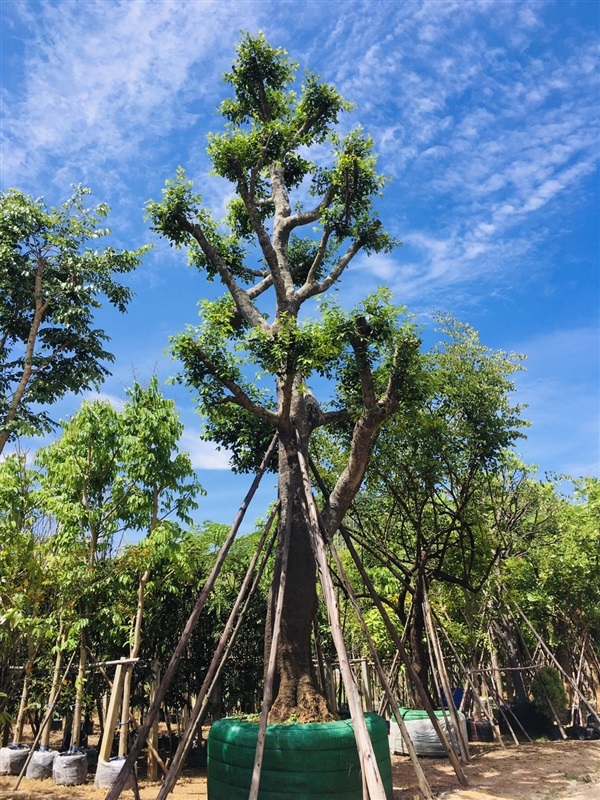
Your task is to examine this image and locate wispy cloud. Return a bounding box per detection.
[1,0,261,195]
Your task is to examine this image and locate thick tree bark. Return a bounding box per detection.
[266,423,333,723]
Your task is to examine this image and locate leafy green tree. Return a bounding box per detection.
[114,377,201,754]
[323,317,529,698]
[36,380,202,749]
[0,452,64,744]
[503,476,600,690]
[0,185,147,455]
[147,32,421,722]
[37,400,129,747]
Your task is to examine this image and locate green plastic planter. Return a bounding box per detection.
[207,712,392,799]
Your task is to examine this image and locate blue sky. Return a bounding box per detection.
[1,0,598,530]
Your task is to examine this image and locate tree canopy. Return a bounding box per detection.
[0,185,147,455]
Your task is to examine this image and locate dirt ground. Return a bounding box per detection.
[1,738,599,800]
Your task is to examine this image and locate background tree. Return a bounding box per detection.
[147,32,421,722]
[0,452,51,744]
[0,185,147,455]
[314,317,530,700]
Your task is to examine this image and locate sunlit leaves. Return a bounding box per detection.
[0,185,147,448]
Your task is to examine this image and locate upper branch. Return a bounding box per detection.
[295,238,363,306]
[179,217,269,332]
[191,344,279,427]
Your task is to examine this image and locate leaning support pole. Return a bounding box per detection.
[323,518,433,800]
[104,433,278,800]
[297,439,387,800]
[511,599,600,726]
[308,458,467,787]
[248,499,292,800]
[432,613,506,749]
[14,648,78,790]
[337,524,468,787]
[157,502,279,799]
[422,586,470,763]
[507,606,567,740]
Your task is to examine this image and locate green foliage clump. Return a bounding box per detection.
[530,666,568,723]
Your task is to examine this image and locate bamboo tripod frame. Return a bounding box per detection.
[158,502,279,799]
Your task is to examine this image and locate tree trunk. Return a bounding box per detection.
[266,428,333,723]
[492,615,528,704]
[408,580,432,707]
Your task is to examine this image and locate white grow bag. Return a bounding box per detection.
[389,708,468,757]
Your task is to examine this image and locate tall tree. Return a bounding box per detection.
[147,32,421,722]
[0,185,147,455]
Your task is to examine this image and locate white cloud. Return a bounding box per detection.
[180,429,232,470]
[1,0,261,193]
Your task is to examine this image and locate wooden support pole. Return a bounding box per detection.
[40,634,65,750]
[297,440,389,800]
[304,458,468,785]
[572,633,587,725]
[99,662,126,763]
[511,599,600,726]
[336,524,468,787]
[157,503,278,799]
[422,587,470,763]
[506,606,568,740]
[70,637,87,750]
[14,648,77,791]
[248,500,291,800]
[103,434,277,800]
[147,662,160,782]
[432,615,505,749]
[324,522,433,800]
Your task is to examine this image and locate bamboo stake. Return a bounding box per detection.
[156,503,278,798]
[13,648,78,790]
[70,637,88,749]
[248,499,292,800]
[103,433,278,800]
[84,652,167,777]
[41,630,66,750]
[336,524,468,787]
[324,522,434,800]
[422,587,470,763]
[432,614,505,749]
[297,441,390,800]
[147,662,160,782]
[511,599,600,726]
[571,633,587,726]
[507,606,567,739]
[304,459,467,782]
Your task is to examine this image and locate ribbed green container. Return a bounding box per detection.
[399,708,447,720]
[207,712,392,800]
